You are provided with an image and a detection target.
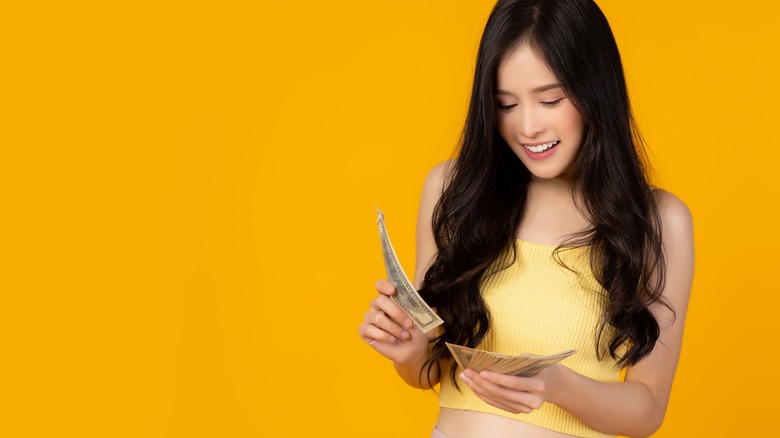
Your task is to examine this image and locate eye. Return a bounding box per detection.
[497,103,517,112]
[541,98,565,108]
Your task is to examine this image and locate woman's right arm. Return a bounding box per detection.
[358,161,453,389]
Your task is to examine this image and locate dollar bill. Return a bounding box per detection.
[377,209,443,333]
[445,342,576,377]
[449,343,474,371]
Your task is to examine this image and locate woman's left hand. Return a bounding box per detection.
[459,364,564,414]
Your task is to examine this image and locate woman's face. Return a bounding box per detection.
[494,44,586,182]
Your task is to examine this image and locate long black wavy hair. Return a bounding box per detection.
[417,0,671,389]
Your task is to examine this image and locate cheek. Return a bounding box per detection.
[494,116,513,142]
[558,106,586,137]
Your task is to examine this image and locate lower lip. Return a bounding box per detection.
[523,142,559,160]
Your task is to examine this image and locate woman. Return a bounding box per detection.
[358,0,694,437]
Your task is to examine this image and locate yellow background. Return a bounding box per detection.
[2,0,778,436]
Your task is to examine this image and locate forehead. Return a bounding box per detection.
[495,44,558,91]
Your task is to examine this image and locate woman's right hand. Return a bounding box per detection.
[358,279,431,366]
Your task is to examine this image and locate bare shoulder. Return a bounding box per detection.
[422,159,456,197]
[417,159,457,231]
[651,188,694,241]
[414,160,456,288]
[651,188,695,305]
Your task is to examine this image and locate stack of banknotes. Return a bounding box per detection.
[446,343,575,377]
[377,209,575,376]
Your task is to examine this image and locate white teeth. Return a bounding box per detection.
[523,140,559,153]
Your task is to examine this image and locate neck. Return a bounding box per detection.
[529,176,574,195]
[527,177,586,208]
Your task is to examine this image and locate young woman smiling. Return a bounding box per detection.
[358,1,694,437]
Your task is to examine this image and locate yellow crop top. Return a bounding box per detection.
[438,239,627,438]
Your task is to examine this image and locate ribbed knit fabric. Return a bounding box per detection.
[439,239,626,438]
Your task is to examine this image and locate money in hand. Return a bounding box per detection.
[445,343,576,377]
[376,209,443,333]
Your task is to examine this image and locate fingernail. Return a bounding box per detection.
[387,335,396,343]
[460,373,470,382]
[400,330,410,339]
[403,318,412,328]
[480,371,490,379]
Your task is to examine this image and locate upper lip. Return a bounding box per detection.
[521,140,559,146]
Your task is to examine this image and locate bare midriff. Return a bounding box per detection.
[436,408,581,438]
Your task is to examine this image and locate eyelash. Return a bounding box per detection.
[542,98,565,108]
[497,98,565,112]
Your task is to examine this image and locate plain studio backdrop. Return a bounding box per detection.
[1,1,778,437]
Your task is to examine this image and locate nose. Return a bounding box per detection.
[517,105,544,139]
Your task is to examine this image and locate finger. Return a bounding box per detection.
[460,372,529,414]
[461,371,507,402]
[464,370,539,410]
[364,309,410,340]
[465,381,531,414]
[477,371,545,409]
[375,279,397,296]
[478,393,530,415]
[359,322,398,344]
[479,371,544,393]
[373,294,414,330]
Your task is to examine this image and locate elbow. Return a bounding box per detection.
[630,420,663,438]
[402,376,432,390]
[635,381,671,437]
[624,405,667,437]
[402,376,439,390]
[394,361,440,390]
[613,383,668,437]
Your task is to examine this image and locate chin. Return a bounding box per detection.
[522,166,564,180]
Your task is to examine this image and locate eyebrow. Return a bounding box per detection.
[494,83,562,96]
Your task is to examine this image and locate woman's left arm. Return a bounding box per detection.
[460,191,694,437]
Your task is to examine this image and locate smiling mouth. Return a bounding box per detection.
[522,140,559,153]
